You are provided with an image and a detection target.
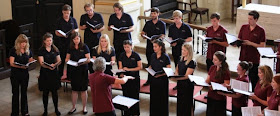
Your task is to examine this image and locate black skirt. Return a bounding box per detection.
[177,80,194,116]
[67,64,89,91]
[38,68,61,91]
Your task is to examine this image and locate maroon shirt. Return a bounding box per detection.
[89,71,116,113]
[238,24,266,64]
[276,44,280,73]
[208,65,230,100]
[253,81,273,110]
[206,25,228,60]
[232,75,249,108]
[268,90,280,110]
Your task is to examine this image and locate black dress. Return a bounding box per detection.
[150,53,171,116]
[177,59,196,116]
[92,46,115,76]
[67,45,90,91]
[38,47,61,91]
[119,51,141,115]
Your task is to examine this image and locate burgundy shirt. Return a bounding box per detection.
[268,90,280,111]
[238,24,266,64]
[89,71,116,113]
[208,65,230,100]
[232,75,249,108]
[206,25,228,60]
[253,81,273,110]
[276,44,280,73]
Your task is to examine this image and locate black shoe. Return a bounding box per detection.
[42,112,47,116]
[55,110,61,116]
[143,82,150,86]
[173,86,177,90]
[83,110,88,115]
[68,108,76,115]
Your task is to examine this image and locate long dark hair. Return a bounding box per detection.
[214,51,229,79]
[69,31,84,50]
[239,61,253,71]
[41,32,59,52]
[153,39,166,53]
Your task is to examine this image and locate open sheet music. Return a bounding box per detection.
[164,37,181,44]
[231,79,253,96]
[257,47,277,58]
[56,29,72,38]
[67,58,88,67]
[111,69,126,76]
[86,21,103,30]
[188,75,210,86]
[241,106,261,116]
[145,68,164,76]
[43,61,60,68]
[90,58,111,65]
[163,68,184,78]
[111,26,129,31]
[197,35,222,42]
[211,82,233,93]
[14,60,37,67]
[112,95,139,109]
[143,34,162,41]
[264,109,280,116]
[226,33,243,47]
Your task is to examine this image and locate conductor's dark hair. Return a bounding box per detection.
[123,40,132,46]
[62,4,72,11]
[248,10,260,20]
[153,39,166,53]
[151,7,160,14]
[210,12,220,20]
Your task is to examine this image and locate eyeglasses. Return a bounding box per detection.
[86,9,93,13]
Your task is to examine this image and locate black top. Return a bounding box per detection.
[56,16,78,44]
[91,46,115,62]
[177,59,196,76]
[142,19,166,48]
[80,13,104,47]
[9,47,33,76]
[119,51,141,78]
[150,53,171,72]
[67,44,90,61]
[38,47,59,65]
[108,13,134,46]
[168,23,192,55]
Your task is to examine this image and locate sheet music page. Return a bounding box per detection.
[112,95,139,108]
[257,47,276,57]
[56,30,66,37]
[225,33,238,44]
[163,68,175,77]
[86,21,95,28]
[164,38,173,43]
[188,75,210,86]
[198,35,207,41]
[111,26,120,31]
[26,60,37,66]
[211,82,228,92]
[231,79,249,91]
[241,106,261,116]
[142,35,152,40]
[78,58,87,64]
[67,60,78,66]
[233,88,253,96]
[145,68,156,76]
[264,109,280,116]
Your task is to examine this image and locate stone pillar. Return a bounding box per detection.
[94,0,142,45]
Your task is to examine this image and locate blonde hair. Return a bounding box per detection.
[14,34,30,56]
[172,10,182,18]
[259,65,273,89]
[96,34,112,55]
[180,43,193,65]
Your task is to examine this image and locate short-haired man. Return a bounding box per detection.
[237,10,266,91]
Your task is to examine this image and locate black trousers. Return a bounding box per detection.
[206,97,226,116]
[10,76,29,116]
[232,105,242,116]
[95,110,116,116]
[249,63,259,92]
[206,58,214,71]
[145,41,154,83]
[42,90,59,112]
[114,44,125,67]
